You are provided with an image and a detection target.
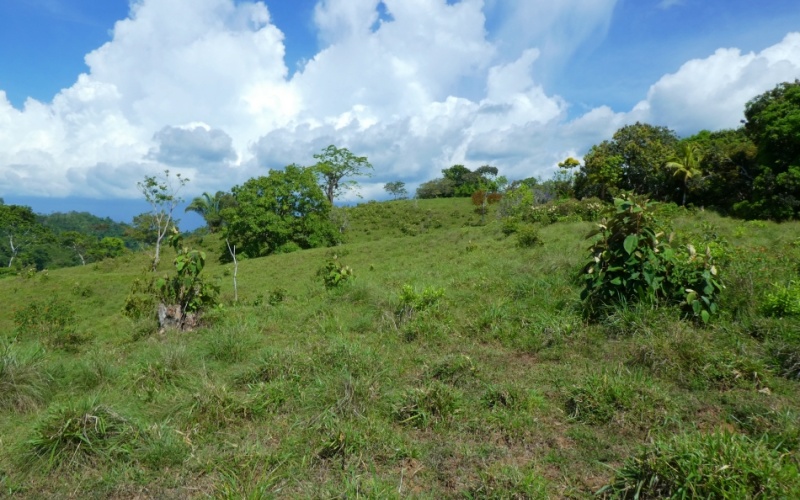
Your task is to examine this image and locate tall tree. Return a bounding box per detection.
[137,170,188,271]
[665,142,703,206]
[739,80,800,219]
[0,204,46,268]
[313,145,373,204]
[383,181,408,200]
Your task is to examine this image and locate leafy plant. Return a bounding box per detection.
[319,254,354,289]
[397,284,445,320]
[581,193,723,322]
[156,232,219,314]
[762,281,800,317]
[515,224,543,248]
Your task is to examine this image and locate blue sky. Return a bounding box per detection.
[1,0,799,227]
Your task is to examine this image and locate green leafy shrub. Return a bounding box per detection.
[122,276,157,320]
[156,233,220,315]
[23,400,141,470]
[515,224,543,248]
[581,194,722,322]
[268,287,288,305]
[762,281,800,317]
[13,298,87,350]
[599,431,800,498]
[397,284,445,320]
[13,298,77,339]
[319,254,354,289]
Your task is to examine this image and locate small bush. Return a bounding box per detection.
[762,281,800,317]
[396,284,445,320]
[599,431,800,498]
[319,255,354,289]
[13,298,77,339]
[515,224,543,248]
[268,287,288,305]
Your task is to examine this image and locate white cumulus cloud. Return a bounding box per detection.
[0,0,799,204]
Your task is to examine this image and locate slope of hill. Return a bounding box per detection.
[1,198,799,497]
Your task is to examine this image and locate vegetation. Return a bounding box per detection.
[1,194,799,497]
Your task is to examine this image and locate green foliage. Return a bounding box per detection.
[392,381,461,428]
[581,194,722,322]
[0,203,49,269]
[23,400,140,470]
[397,284,445,319]
[156,232,219,315]
[318,255,355,289]
[313,144,373,203]
[762,281,800,317]
[515,224,543,248]
[739,80,800,220]
[185,191,234,233]
[383,181,408,200]
[222,165,339,259]
[122,275,157,320]
[0,342,50,412]
[13,298,84,349]
[599,431,800,498]
[268,287,288,305]
[136,169,188,270]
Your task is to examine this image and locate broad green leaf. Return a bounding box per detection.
[623,234,638,254]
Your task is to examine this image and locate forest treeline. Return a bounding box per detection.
[1,80,797,272]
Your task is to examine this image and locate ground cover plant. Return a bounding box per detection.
[1,197,799,497]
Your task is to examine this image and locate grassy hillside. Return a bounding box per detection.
[2,198,800,498]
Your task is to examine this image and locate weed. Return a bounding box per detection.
[396,284,445,321]
[599,431,800,498]
[762,281,800,317]
[425,354,478,387]
[392,382,461,428]
[566,369,667,425]
[0,341,50,411]
[23,400,140,470]
[268,287,288,305]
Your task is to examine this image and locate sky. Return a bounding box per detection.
[1,0,799,227]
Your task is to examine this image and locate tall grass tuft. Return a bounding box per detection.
[22,399,140,470]
[0,341,50,412]
[599,431,800,498]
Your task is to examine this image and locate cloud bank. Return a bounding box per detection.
[1,0,799,201]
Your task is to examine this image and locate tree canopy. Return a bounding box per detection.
[313,145,373,204]
[221,164,340,258]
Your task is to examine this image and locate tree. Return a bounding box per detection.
[313,145,373,204]
[665,142,703,206]
[137,170,188,271]
[60,231,95,266]
[185,191,234,233]
[222,165,339,259]
[384,181,408,200]
[0,204,47,268]
[416,178,456,199]
[739,80,800,220]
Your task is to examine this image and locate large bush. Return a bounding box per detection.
[221,165,340,259]
[581,194,722,322]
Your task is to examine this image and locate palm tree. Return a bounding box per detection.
[185,191,228,232]
[665,142,703,206]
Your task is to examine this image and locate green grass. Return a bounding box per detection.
[1,198,799,497]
